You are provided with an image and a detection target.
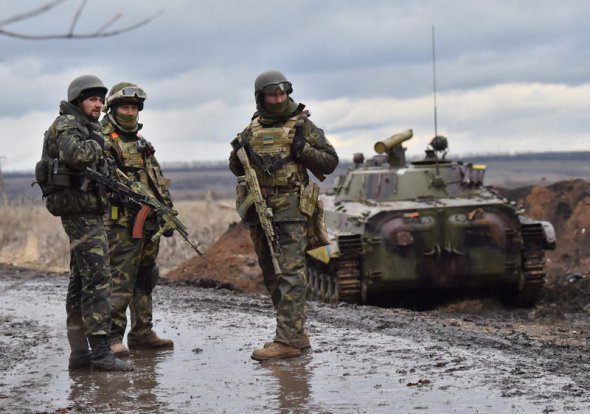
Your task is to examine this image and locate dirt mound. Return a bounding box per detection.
[500,179,590,268]
[164,222,265,294]
[500,179,590,312]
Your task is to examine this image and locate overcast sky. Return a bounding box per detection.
[1,0,589,171]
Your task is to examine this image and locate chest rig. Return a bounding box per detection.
[107,130,167,202]
[245,114,309,187]
[110,131,146,169]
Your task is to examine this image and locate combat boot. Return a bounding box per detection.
[67,330,91,370]
[111,342,130,357]
[128,332,174,350]
[69,351,91,370]
[264,334,311,351]
[88,335,133,371]
[251,342,301,361]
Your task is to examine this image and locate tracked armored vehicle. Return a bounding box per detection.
[307,129,556,307]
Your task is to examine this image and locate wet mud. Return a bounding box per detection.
[1,264,589,413]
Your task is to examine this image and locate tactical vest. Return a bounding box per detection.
[246,115,309,187]
[106,129,169,203]
[36,128,81,195]
[38,113,107,216]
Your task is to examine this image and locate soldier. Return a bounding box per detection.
[101,82,175,357]
[36,75,132,371]
[229,70,339,361]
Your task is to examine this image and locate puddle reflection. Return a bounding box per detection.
[68,349,172,412]
[259,355,314,413]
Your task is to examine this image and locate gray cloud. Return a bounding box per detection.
[1,0,589,170]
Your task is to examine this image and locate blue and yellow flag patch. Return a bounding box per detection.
[262,135,274,145]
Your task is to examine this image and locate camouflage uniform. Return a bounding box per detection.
[102,114,173,347]
[229,97,338,350]
[36,75,132,371]
[40,101,111,340]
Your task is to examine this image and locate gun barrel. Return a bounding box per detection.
[374,129,413,154]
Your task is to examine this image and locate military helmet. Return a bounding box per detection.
[254,70,293,101]
[67,75,107,103]
[105,82,147,111]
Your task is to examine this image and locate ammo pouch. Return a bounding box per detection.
[300,181,329,248]
[307,198,330,249]
[34,158,82,196]
[299,182,319,218]
[41,159,106,217]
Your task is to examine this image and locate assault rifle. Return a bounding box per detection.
[236,147,282,275]
[84,167,204,257]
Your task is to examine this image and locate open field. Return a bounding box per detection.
[1,151,590,275]
[3,151,590,204]
[0,200,239,273]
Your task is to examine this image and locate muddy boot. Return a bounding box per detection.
[88,335,133,371]
[111,342,130,358]
[251,342,301,361]
[67,331,91,370]
[294,334,311,351]
[128,332,174,350]
[264,334,311,351]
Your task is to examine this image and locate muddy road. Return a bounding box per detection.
[0,264,589,413]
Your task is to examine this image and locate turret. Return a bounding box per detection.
[424,135,448,161]
[373,129,413,167]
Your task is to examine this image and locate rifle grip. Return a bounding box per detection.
[132,205,152,239]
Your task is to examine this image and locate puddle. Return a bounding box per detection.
[0,275,586,413]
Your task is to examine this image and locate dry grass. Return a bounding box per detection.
[158,200,239,272]
[0,200,240,274]
[0,205,69,271]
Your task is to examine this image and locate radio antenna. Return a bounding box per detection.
[432,25,438,139]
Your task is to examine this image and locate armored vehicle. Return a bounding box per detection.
[306,129,556,307]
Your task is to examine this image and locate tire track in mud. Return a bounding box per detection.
[168,280,590,411]
[307,301,590,410]
[1,265,589,413]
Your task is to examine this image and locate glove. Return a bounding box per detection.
[163,228,174,237]
[291,133,306,158]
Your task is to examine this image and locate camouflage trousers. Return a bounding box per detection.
[250,221,307,346]
[61,214,112,338]
[108,223,160,344]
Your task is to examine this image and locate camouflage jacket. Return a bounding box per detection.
[43,101,107,216]
[102,116,173,228]
[229,110,338,223]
